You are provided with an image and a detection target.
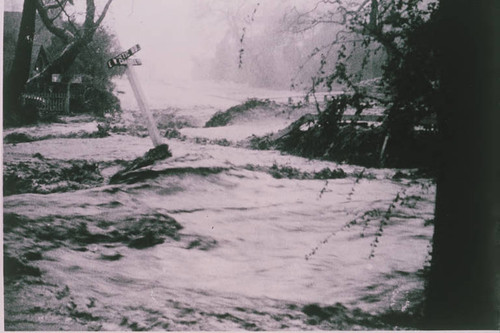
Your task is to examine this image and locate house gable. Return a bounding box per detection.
[3,11,54,75]
[33,45,50,74]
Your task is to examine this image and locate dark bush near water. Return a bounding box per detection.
[268,96,439,169]
[275,119,438,169]
[205,98,271,127]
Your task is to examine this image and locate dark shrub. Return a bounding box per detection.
[205,98,271,127]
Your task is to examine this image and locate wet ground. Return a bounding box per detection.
[3,82,436,330]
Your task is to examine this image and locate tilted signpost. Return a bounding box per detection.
[106,44,141,68]
[108,44,163,147]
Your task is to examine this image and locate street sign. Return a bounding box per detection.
[107,58,119,68]
[107,58,142,68]
[106,43,162,146]
[115,44,141,61]
[119,58,142,66]
[107,44,141,68]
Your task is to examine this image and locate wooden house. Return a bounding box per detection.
[4,11,85,117]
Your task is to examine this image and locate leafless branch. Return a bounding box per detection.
[284,0,372,34]
[34,0,73,42]
[94,0,114,28]
[28,0,115,83]
[52,0,82,38]
[41,0,69,10]
[357,0,371,12]
[84,0,96,31]
[291,30,360,85]
[49,8,64,22]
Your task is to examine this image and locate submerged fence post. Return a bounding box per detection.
[65,82,71,114]
[379,133,390,167]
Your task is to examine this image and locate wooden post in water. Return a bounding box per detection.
[124,64,163,147]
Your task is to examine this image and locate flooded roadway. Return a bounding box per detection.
[4,129,435,330]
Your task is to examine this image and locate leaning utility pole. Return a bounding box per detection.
[107,44,163,147]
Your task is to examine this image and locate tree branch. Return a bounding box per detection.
[357,0,371,12]
[285,0,373,34]
[291,30,358,85]
[53,0,82,38]
[35,0,73,42]
[94,0,114,28]
[49,7,64,22]
[83,0,113,39]
[84,0,96,31]
[29,0,114,83]
[41,0,68,10]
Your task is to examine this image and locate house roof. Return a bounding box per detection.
[33,45,50,71]
[3,11,55,74]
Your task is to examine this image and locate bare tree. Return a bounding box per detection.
[282,1,386,94]
[424,0,498,328]
[28,0,114,84]
[285,1,499,328]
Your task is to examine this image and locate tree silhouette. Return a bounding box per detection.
[423,0,498,328]
[4,0,37,125]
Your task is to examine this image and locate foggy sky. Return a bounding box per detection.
[3,0,328,84]
[4,0,259,81]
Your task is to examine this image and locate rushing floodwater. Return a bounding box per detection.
[3,81,435,330]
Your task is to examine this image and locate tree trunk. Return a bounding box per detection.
[424,0,498,329]
[4,0,37,125]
